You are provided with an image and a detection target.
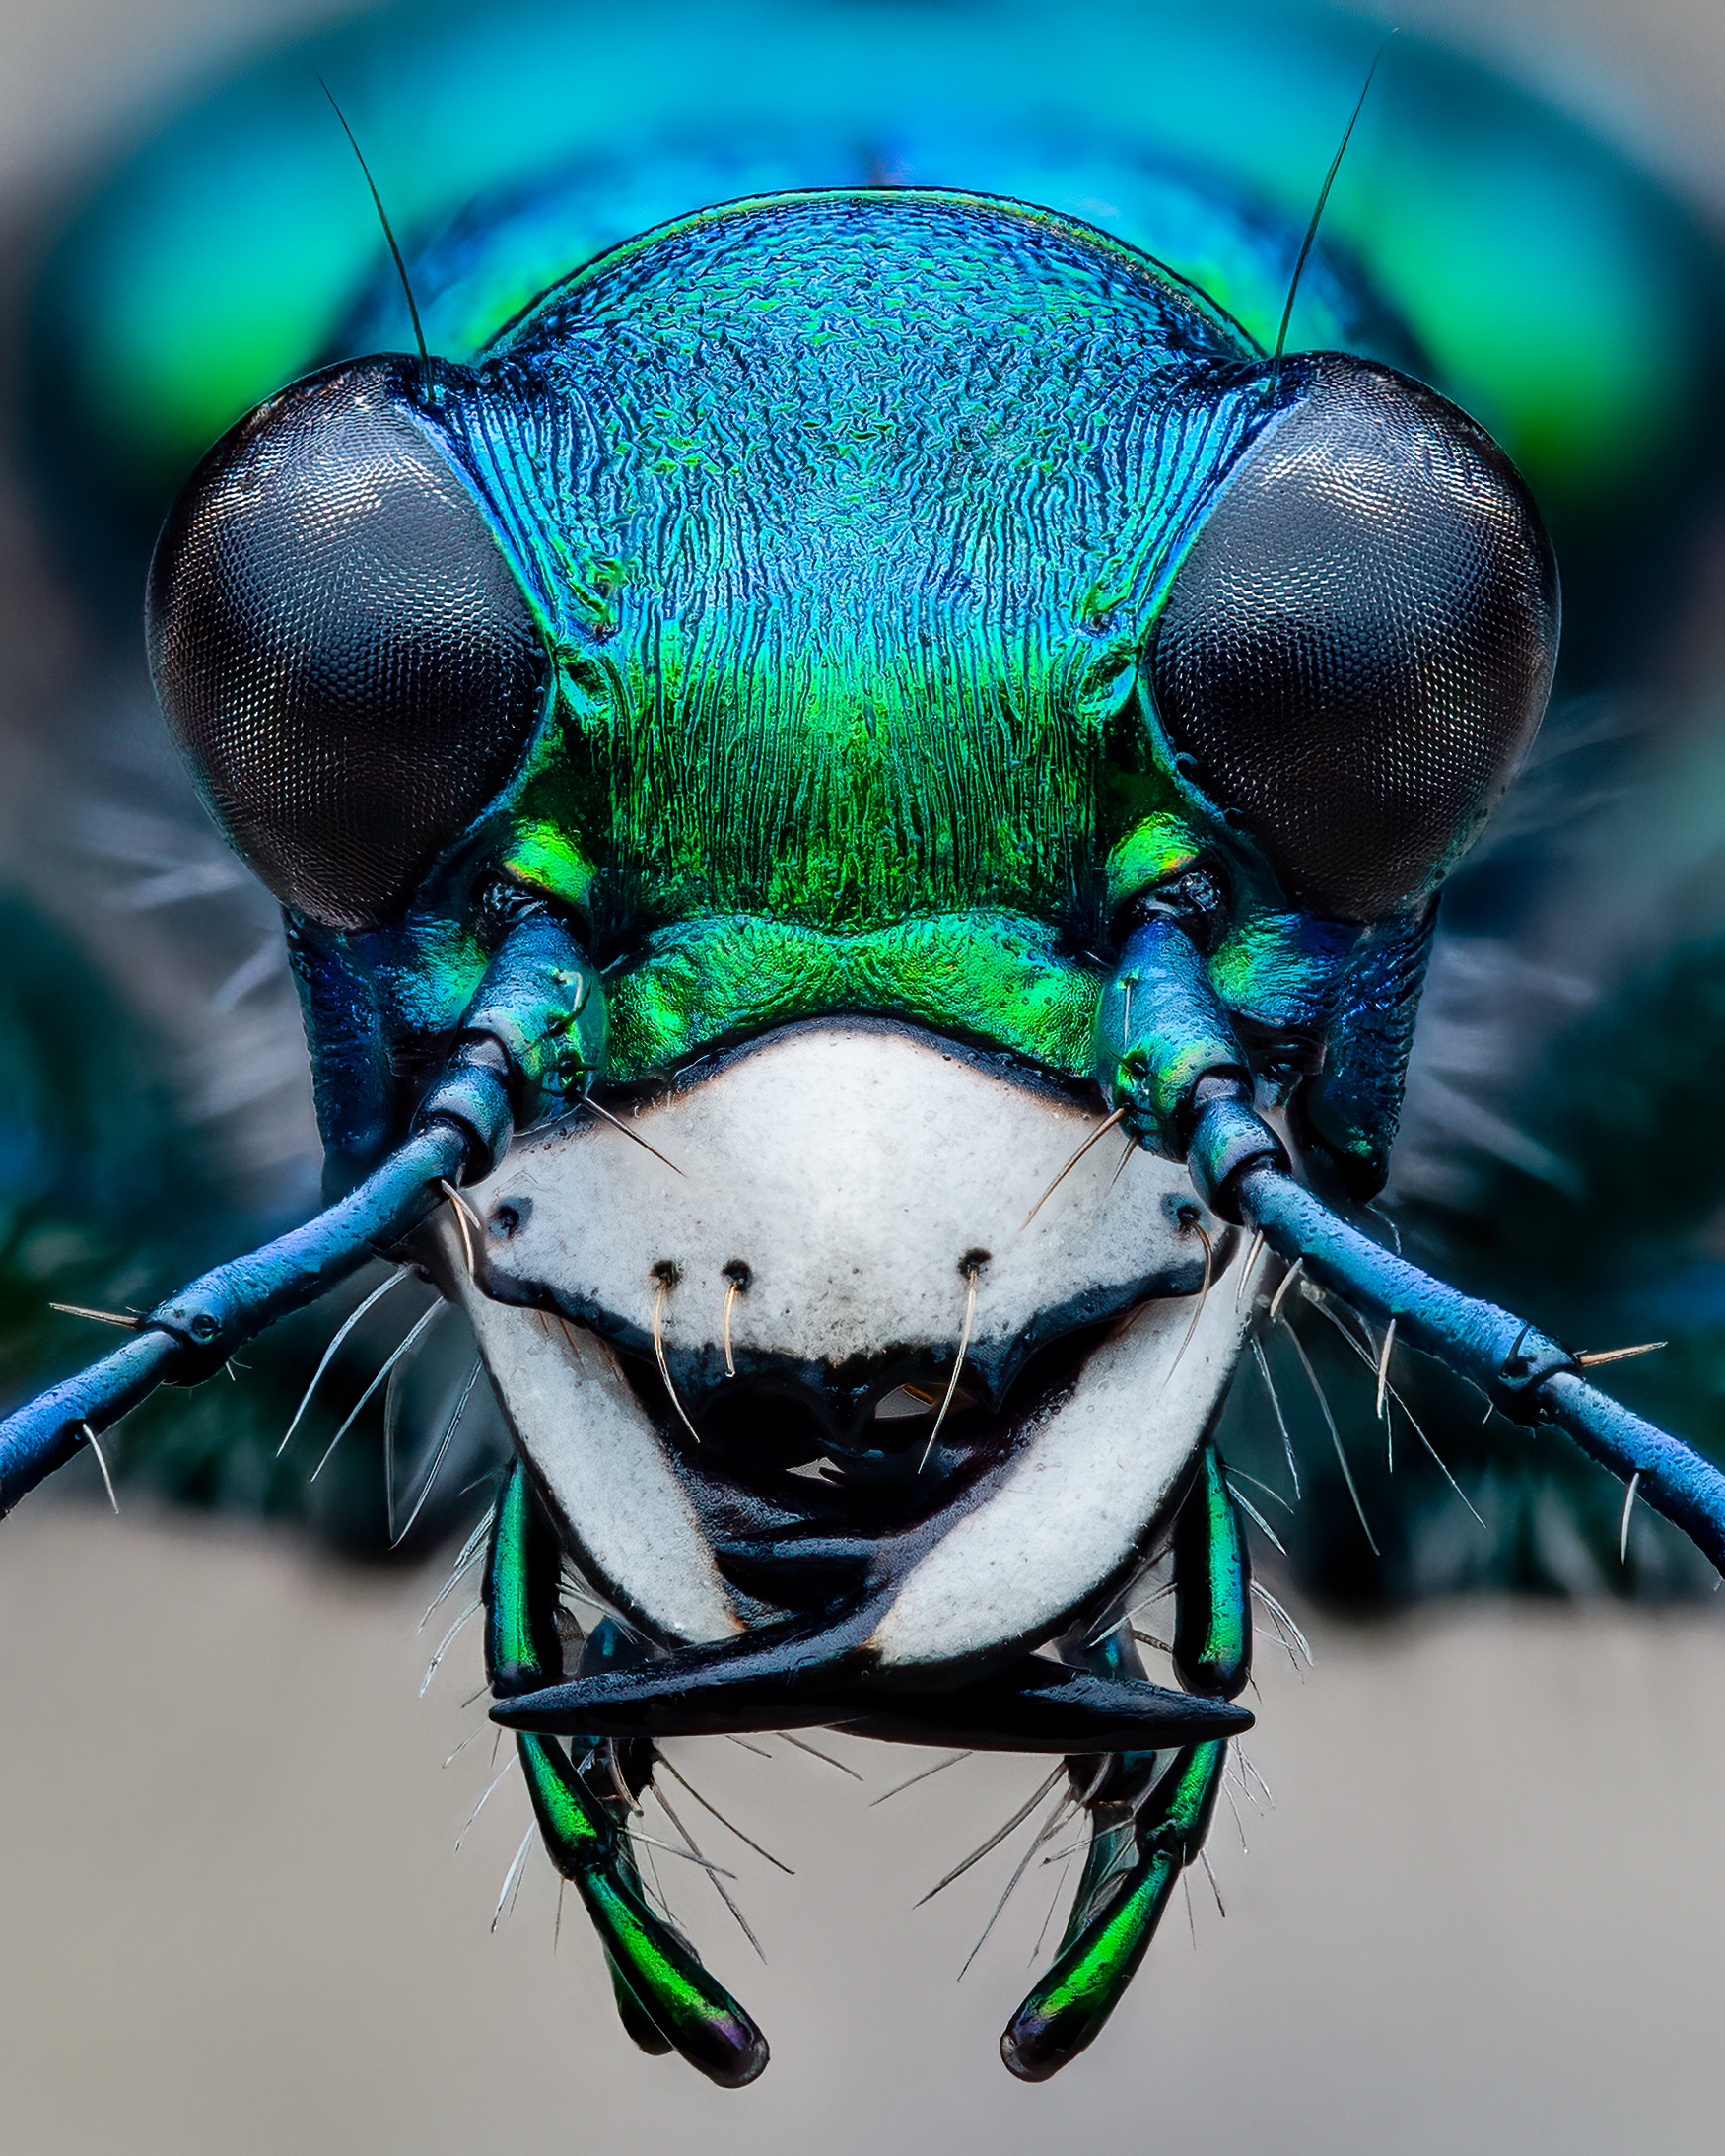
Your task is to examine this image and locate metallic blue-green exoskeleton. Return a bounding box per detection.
[10,0,1725,2090]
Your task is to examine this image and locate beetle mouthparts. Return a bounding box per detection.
[491,1645,1254,1751]
[418,1020,1269,1675]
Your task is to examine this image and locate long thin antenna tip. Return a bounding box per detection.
[1270,35,1394,377]
[315,74,431,382]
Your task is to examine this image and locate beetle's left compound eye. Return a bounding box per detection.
[147,359,548,932]
[1147,353,1558,923]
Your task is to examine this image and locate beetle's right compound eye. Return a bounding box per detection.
[1147,354,1557,923]
[147,360,548,932]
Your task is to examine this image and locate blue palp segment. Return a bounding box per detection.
[1095,907,1725,1579]
[0,1328,179,1518]
[1203,1133,1725,1574]
[0,902,597,1523]
[0,1121,468,1519]
[1097,911,1253,1152]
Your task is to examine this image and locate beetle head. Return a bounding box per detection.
[144,194,1558,1220]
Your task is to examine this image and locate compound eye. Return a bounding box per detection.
[1148,355,1558,922]
[147,361,548,931]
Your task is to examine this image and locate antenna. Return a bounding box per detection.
[1269,35,1393,395]
[317,76,431,390]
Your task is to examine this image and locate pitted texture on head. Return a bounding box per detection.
[446,192,1263,932]
[1149,355,1557,921]
[148,361,548,930]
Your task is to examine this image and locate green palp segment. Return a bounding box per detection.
[606,1958,674,2059]
[1003,1448,1248,2077]
[1001,1740,1227,2081]
[482,1457,563,1695]
[518,1729,767,2087]
[1171,1443,1253,1702]
[483,1461,768,2085]
[518,1731,611,1867]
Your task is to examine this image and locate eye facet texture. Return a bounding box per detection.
[147,361,547,931]
[1149,355,1558,922]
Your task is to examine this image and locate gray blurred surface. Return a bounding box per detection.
[1,1505,1721,2154]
